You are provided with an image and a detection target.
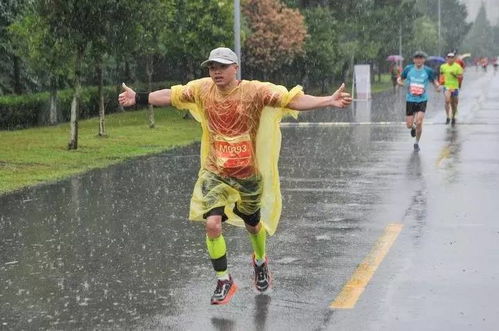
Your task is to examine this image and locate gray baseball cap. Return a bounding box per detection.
[201,47,238,67]
[413,50,428,58]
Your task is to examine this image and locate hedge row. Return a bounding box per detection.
[0,81,177,130]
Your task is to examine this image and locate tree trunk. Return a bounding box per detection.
[186,58,195,81]
[117,83,125,112]
[321,79,327,94]
[68,51,82,150]
[146,55,155,129]
[117,61,124,112]
[48,77,58,125]
[68,92,79,150]
[125,59,134,82]
[376,60,381,82]
[97,60,107,136]
[13,55,23,95]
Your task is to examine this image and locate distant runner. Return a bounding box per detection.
[390,63,402,93]
[455,54,465,88]
[439,52,464,126]
[398,51,440,152]
[119,47,352,305]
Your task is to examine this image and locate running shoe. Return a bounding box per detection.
[446,118,450,125]
[414,143,420,152]
[451,118,456,127]
[410,127,416,137]
[253,255,271,292]
[210,275,238,305]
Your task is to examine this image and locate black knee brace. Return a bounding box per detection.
[211,254,227,272]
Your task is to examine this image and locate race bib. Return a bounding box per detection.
[409,82,425,96]
[213,134,253,169]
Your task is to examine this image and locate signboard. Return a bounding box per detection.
[353,65,371,100]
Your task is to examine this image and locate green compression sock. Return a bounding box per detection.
[248,225,267,261]
[206,234,228,276]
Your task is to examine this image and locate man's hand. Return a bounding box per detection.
[331,83,352,108]
[397,77,405,87]
[118,83,136,107]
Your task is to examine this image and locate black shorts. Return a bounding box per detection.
[201,170,262,226]
[406,101,427,116]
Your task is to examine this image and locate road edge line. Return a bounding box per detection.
[330,223,403,309]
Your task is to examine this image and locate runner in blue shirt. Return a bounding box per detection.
[398,51,441,151]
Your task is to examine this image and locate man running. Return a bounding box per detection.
[118,47,352,305]
[398,51,440,152]
[440,52,464,126]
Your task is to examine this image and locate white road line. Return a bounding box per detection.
[280,121,499,127]
[281,121,424,127]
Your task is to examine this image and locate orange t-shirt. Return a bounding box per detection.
[175,78,289,178]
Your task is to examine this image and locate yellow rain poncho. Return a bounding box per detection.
[171,78,302,235]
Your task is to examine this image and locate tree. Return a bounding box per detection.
[328,1,416,82]
[162,0,233,81]
[440,0,471,54]
[416,0,471,54]
[296,6,341,92]
[406,16,439,57]
[493,25,499,56]
[9,12,72,125]
[461,3,494,57]
[0,0,33,95]
[35,0,95,149]
[85,0,143,136]
[133,0,173,129]
[367,1,421,81]
[242,0,307,80]
[35,0,144,147]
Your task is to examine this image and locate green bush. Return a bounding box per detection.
[0,92,48,130]
[57,86,121,123]
[0,81,178,130]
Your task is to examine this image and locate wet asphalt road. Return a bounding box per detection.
[1,69,499,330]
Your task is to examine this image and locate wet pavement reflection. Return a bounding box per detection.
[1,70,499,330]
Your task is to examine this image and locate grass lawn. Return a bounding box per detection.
[0,108,201,195]
[341,74,394,96]
[371,73,395,93]
[0,78,394,196]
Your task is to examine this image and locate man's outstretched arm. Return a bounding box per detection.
[288,83,352,111]
[118,83,172,107]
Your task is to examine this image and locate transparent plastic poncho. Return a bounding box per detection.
[171,78,302,235]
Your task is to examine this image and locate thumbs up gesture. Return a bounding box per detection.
[118,83,136,107]
[331,83,352,108]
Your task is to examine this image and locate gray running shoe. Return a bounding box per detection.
[253,256,271,292]
[210,274,238,305]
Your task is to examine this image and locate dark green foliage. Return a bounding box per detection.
[0,86,115,130]
[0,81,176,130]
[461,3,495,56]
[0,0,481,131]
[0,0,35,95]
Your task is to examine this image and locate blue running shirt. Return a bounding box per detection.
[400,65,435,102]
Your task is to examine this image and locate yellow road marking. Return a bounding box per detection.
[330,223,403,309]
[436,146,451,167]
